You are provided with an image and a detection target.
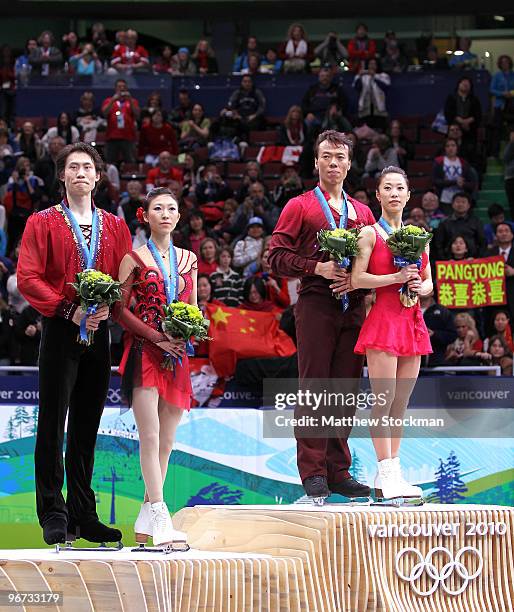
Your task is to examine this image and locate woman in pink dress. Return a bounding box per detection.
[116,187,197,545]
[352,166,433,503]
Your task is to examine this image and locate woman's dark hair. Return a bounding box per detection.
[55,142,104,194]
[314,130,354,160]
[217,246,233,263]
[143,187,177,211]
[497,54,513,71]
[488,334,512,357]
[243,276,266,302]
[197,273,213,298]
[376,165,410,189]
[494,309,511,322]
[456,76,474,93]
[56,112,74,145]
[450,234,471,255]
[188,208,205,225]
[366,57,380,71]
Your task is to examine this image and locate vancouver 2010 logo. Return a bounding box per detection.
[395,546,483,596]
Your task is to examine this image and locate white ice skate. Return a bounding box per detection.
[134,502,152,544]
[132,501,189,552]
[372,458,423,507]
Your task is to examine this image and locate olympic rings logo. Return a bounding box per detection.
[395,546,483,596]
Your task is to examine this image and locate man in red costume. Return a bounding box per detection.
[17,143,132,545]
[269,130,374,501]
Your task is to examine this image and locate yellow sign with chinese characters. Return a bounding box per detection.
[435,256,506,309]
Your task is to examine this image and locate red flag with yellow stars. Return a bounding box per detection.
[205,303,296,377]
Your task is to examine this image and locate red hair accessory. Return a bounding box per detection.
[136,207,146,223]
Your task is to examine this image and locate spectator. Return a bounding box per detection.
[421,191,446,230]
[490,55,514,158]
[321,103,353,133]
[169,88,193,129]
[405,206,430,232]
[197,274,214,315]
[33,135,65,206]
[152,45,174,74]
[483,335,513,375]
[504,129,514,219]
[181,153,199,196]
[278,105,306,146]
[233,36,261,74]
[353,58,390,131]
[273,166,304,209]
[195,164,232,205]
[484,310,514,353]
[352,187,370,205]
[232,182,279,236]
[16,121,43,163]
[314,32,348,68]
[0,46,15,127]
[0,254,14,302]
[90,22,113,64]
[240,276,275,311]
[192,39,218,75]
[61,32,81,62]
[301,66,347,125]
[241,53,262,76]
[14,39,38,83]
[347,23,377,73]
[146,150,183,191]
[422,45,449,71]
[432,138,476,210]
[490,222,514,319]
[444,77,482,153]
[233,216,265,276]
[420,289,457,366]
[4,157,44,252]
[446,123,476,166]
[140,92,165,126]
[117,180,145,233]
[387,119,414,170]
[256,247,290,309]
[139,109,178,164]
[75,91,105,144]
[179,103,210,150]
[14,305,41,366]
[29,31,63,77]
[179,209,217,256]
[69,43,102,76]
[198,237,219,275]
[110,28,149,73]
[448,37,478,70]
[41,112,80,150]
[210,246,243,307]
[171,47,197,76]
[381,33,408,73]
[0,128,15,186]
[227,75,266,133]
[364,134,399,177]
[447,234,472,261]
[484,203,514,248]
[281,23,309,73]
[259,48,282,74]
[235,160,264,203]
[433,192,486,259]
[101,79,140,163]
[445,312,483,365]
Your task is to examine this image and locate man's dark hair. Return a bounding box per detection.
[488,203,505,219]
[451,191,471,205]
[314,130,354,160]
[115,78,127,87]
[55,142,104,194]
[495,222,513,236]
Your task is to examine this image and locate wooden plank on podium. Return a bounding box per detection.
[0,560,59,612]
[0,565,24,612]
[136,560,160,612]
[111,561,148,612]
[38,560,94,611]
[75,560,123,611]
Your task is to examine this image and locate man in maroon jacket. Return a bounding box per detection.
[269,130,374,501]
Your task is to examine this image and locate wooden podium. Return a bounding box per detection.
[0,503,512,611]
[174,503,514,612]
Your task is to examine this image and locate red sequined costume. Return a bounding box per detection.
[116,248,197,410]
[354,227,432,356]
[16,203,132,530]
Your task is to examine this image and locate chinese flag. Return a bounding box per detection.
[205,303,296,377]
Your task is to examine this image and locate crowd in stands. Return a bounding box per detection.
[1,22,514,375]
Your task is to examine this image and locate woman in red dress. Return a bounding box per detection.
[352,166,433,503]
[116,187,197,546]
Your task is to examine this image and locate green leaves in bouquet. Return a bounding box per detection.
[386,225,432,261]
[317,228,360,262]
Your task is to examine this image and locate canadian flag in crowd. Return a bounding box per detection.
[256,145,303,166]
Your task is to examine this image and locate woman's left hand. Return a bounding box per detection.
[407,276,422,293]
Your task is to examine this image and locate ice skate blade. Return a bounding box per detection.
[131,542,190,553]
[55,541,124,553]
[326,495,372,506]
[371,497,424,507]
[294,494,328,506]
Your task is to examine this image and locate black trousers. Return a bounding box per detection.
[35,316,110,527]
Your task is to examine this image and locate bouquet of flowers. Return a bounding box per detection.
[161,301,211,370]
[385,225,432,307]
[317,228,360,309]
[70,269,122,345]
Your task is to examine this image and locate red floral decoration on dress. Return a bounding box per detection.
[136,207,146,223]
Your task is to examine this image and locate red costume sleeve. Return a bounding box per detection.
[17,214,70,317]
[268,199,318,278]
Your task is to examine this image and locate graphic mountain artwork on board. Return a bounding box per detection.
[187,482,244,506]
